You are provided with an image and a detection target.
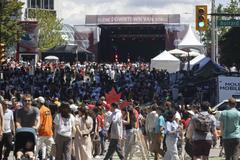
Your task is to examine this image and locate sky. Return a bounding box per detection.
[56,0,228,26]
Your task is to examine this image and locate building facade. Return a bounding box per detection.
[20,0,57,20]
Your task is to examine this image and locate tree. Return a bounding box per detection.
[219,28,240,70]
[29,9,65,52]
[218,0,240,69]
[200,0,240,68]
[0,0,24,47]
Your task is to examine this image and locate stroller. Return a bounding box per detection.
[14,128,37,160]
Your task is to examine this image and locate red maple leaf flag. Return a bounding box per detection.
[105,88,122,105]
[119,100,131,109]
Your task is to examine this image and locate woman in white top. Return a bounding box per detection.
[53,102,75,160]
[74,106,93,160]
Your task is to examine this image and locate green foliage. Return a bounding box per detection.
[29,9,65,52]
[218,0,240,69]
[0,0,24,47]
[219,28,240,70]
[200,0,240,68]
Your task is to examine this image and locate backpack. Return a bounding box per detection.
[194,113,212,133]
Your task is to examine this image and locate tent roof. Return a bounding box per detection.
[193,60,227,78]
[178,26,204,50]
[168,49,188,56]
[152,50,180,61]
[189,54,206,65]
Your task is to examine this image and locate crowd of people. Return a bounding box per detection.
[0,60,239,160]
[0,60,171,105]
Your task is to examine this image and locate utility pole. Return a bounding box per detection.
[211,0,216,63]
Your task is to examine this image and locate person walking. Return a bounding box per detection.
[219,97,240,160]
[0,100,15,160]
[74,107,93,160]
[16,94,40,129]
[53,102,75,160]
[164,111,180,160]
[15,94,40,159]
[187,101,218,160]
[35,96,54,160]
[145,105,159,153]
[104,102,124,160]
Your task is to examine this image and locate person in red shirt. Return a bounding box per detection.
[96,108,106,155]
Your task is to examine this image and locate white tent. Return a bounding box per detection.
[150,50,180,73]
[180,51,201,57]
[168,49,188,57]
[183,54,207,70]
[178,26,204,51]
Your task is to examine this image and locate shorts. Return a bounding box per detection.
[192,140,212,156]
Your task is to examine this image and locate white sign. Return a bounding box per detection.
[85,15,181,24]
[97,15,169,24]
[218,76,240,103]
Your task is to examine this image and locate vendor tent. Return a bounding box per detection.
[178,26,204,52]
[150,50,180,73]
[180,51,201,57]
[168,49,188,57]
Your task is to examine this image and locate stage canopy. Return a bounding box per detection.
[178,26,204,52]
[150,50,180,73]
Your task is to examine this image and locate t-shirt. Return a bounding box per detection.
[3,109,14,133]
[97,114,105,131]
[16,106,39,128]
[54,113,75,137]
[219,108,240,139]
[38,105,53,137]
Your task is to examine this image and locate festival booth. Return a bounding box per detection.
[178,25,204,52]
[168,49,188,57]
[150,50,180,73]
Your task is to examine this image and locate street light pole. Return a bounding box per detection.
[211,0,216,63]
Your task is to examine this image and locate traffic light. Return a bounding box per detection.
[196,5,208,31]
[0,43,6,64]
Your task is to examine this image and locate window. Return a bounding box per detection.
[44,0,49,9]
[30,0,36,8]
[49,0,54,9]
[27,0,30,8]
[36,0,41,8]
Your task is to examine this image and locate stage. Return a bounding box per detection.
[98,24,166,62]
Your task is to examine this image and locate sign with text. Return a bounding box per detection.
[217,19,240,27]
[217,76,240,103]
[86,14,180,24]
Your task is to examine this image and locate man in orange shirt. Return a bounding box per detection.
[36,96,54,160]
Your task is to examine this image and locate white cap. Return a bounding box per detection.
[37,96,45,104]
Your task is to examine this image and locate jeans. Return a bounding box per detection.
[0,132,13,159]
[104,139,124,160]
[99,130,106,154]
